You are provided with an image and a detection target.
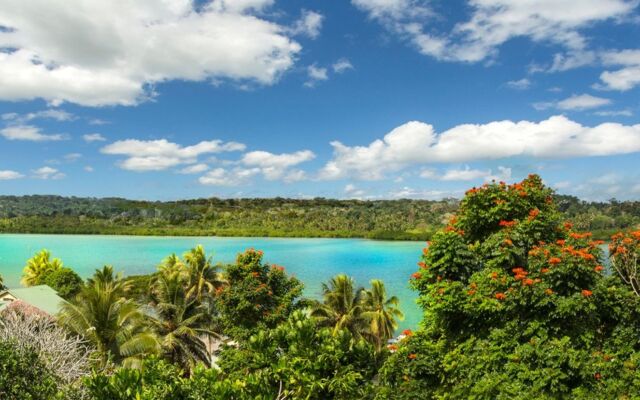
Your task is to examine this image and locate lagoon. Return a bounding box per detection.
[0,234,425,330]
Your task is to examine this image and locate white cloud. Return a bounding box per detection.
[241,150,315,180]
[320,116,640,180]
[506,78,531,90]
[389,187,459,200]
[553,181,572,189]
[33,166,65,180]
[1,109,75,123]
[597,49,640,91]
[419,168,437,179]
[557,94,612,110]
[304,64,329,87]
[84,166,94,172]
[0,170,24,180]
[64,153,82,162]
[333,59,354,73]
[440,167,491,181]
[344,183,366,199]
[352,0,635,65]
[289,10,324,39]
[83,133,106,142]
[101,139,245,172]
[0,0,302,106]
[594,109,633,117]
[534,94,612,111]
[179,163,210,174]
[0,125,67,141]
[198,167,261,186]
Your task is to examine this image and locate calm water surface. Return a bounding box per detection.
[0,234,426,330]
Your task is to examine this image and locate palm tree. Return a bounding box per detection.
[0,273,4,289]
[59,266,158,368]
[310,274,368,339]
[183,246,224,301]
[150,269,217,371]
[362,279,404,351]
[21,249,63,286]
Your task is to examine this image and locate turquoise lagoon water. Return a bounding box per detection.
[0,234,426,330]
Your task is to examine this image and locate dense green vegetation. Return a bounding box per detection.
[0,195,458,240]
[2,176,640,398]
[0,194,638,240]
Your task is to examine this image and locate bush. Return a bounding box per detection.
[377,175,640,398]
[40,267,84,299]
[0,340,61,400]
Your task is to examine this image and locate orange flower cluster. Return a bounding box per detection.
[561,245,596,261]
[512,267,527,278]
[569,232,592,240]
[272,264,285,271]
[594,265,604,272]
[549,257,561,265]
[582,289,593,297]
[503,238,513,246]
[402,329,413,337]
[564,222,574,230]
[499,220,516,227]
[387,344,398,352]
[541,268,550,274]
[408,353,417,360]
[494,199,506,205]
[545,288,553,295]
[491,272,499,280]
[557,239,566,246]
[522,278,535,286]
[251,271,260,278]
[411,272,422,280]
[528,208,540,219]
[417,261,428,269]
[495,292,506,300]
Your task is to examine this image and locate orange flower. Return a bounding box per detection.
[503,238,513,246]
[491,272,498,280]
[564,222,573,230]
[549,257,561,265]
[499,220,516,227]
[582,289,593,297]
[408,353,417,360]
[495,292,506,300]
[467,289,476,296]
[422,247,429,256]
[594,265,604,272]
[594,372,602,381]
[522,278,534,286]
[402,329,413,337]
[545,288,553,295]
[418,261,428,269]
[529,209,540,218]
[411,272,422,280]
[251,271,260,278]
[556,239,566,246]
[541,268,550,274]
[387,344,398,352]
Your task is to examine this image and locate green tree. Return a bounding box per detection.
[362,279,404,351]
[311,274,368,339]
[217,311,379,399]
[41,267,83,299]
[377,175,640,399]
[21,249,63,287]
[149,269,216,372]
[0,340,61,400]
[183,245,224,302]
[217,248,304,338]
[59,266,159,368]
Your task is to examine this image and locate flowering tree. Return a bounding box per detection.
[377,175,640,398]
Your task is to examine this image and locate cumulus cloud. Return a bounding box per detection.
[0,170,24,180]
[389,187,460,200]
[289,10,324,39]
[597,49,640,91]
[241,150,315,180]
[198,167,261,186]
[83,133,106,142]
[352,0,635,65]
[33,166,65,180]
[594,109,633,117]
[344,183,366,199]
[0,125,67,141]
[0,0,303,106]
[101,139,245,172]
[320,116,640,180]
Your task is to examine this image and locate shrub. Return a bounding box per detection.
[40,267,84,299]
[0,340,61,400]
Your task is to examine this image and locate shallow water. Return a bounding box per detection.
[0,234,426,330]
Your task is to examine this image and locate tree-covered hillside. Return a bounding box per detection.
[0,194,638,240]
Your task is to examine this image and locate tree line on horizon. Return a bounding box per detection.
[0,193,638,240]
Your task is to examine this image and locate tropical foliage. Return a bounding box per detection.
[377,175,640,398]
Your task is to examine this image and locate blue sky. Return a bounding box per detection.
[0,0,639,200]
